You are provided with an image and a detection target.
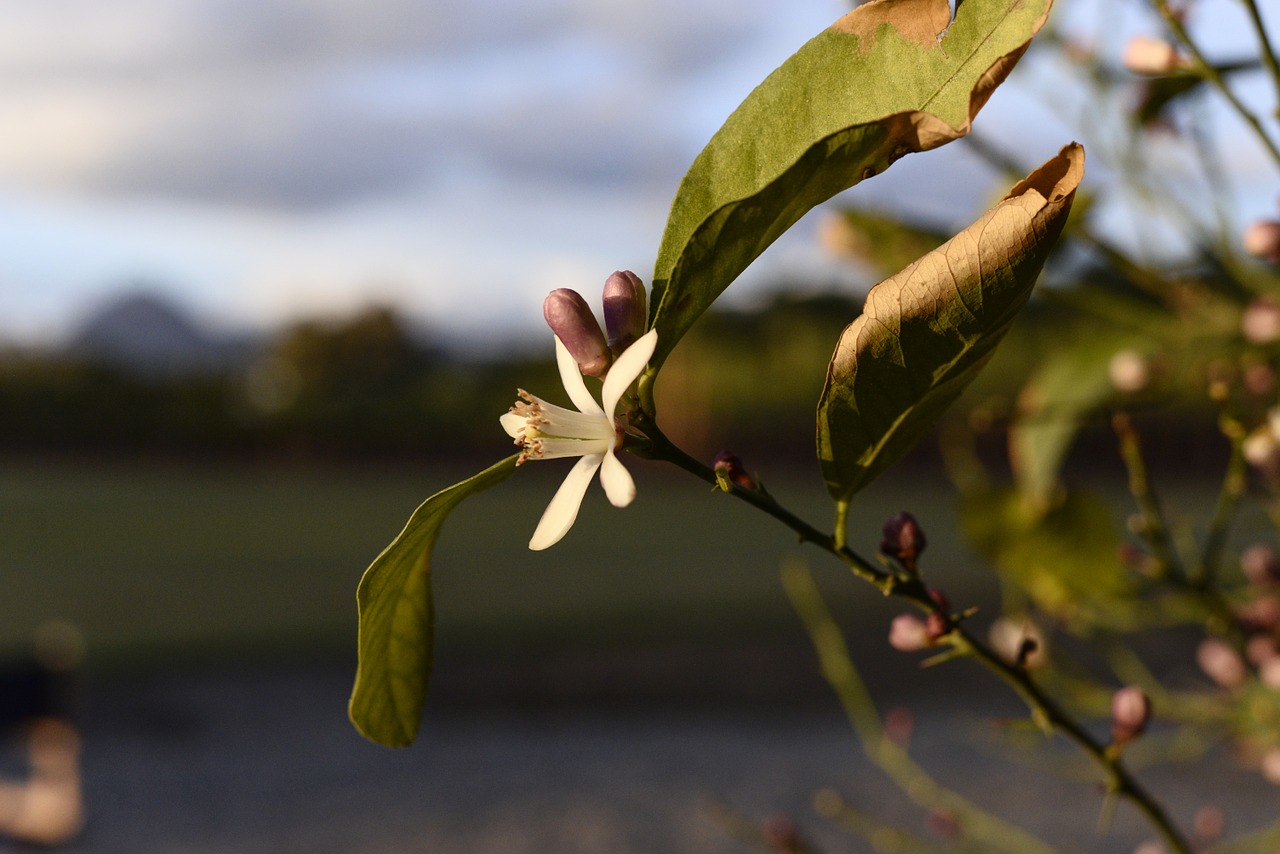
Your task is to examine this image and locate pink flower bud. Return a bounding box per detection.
[1123,36,1183,75]
[1260,657,1280,690]
[1194,805,1225,845]
[1111,685,1152,746]
[602,270,647,352]
[1242,298,1280,344]
[1109,350,1150,393]
[543,288,610,377]
[1262,749,1280,785]
[1246,633,1278,666]
[989,617,1046,667]
[888,614,930,652]
[1244,220,1280,263]
[1197,637,1247,689]
[1242,544,1280,586]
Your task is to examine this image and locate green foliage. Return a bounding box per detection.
[817,144,1084,502]
[350,456,519,746]
[647,0,1054,369]
[1009,329,1149,510]
[960,486,1139,631]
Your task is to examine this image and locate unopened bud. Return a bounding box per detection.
[1260,657,1280,689]
[602,270,647,352]
[1244,362,1276,397]
[1243,544,1280,586]
[1193,805,1225,844]
[1262,749,1280,785]
[880,512,927,571]
[1237,595,1280,632]
[888,614,930,652]
[1244,220,1280,263]
[1197,637,1247,689]
[1246,633,1279,666]
[1109,350,1150,393]
[989,617,1047,668]
[1122,36,1184,75]
[1243,297,1280,344]
[1111,685,1152,746]
[713,450,756,491]
[1243,427,1280,475]
[544,288,610,377]
[924,589,952,641]
[761,813,801,851]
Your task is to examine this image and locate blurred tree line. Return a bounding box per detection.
[0,284,1214,466]
[0,294,886,462]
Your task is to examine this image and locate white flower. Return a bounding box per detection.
[501,328,658,550]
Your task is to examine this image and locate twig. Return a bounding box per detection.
[781,561,1057,854]
[1241,0,1280,115]
[1150,0,1280,169]
[633,417,1194,853]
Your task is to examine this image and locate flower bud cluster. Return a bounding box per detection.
[888,589,951,653]
[542,271,649,378]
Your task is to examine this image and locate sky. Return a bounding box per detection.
[0,0,1276,351]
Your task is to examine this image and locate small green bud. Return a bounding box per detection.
[602,270,647,352]
[543,288,610,377]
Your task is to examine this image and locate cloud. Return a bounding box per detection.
[0,0,843,207]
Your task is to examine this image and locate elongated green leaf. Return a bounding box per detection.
[647,0,1055,369]
[350,455,519,746]
[817,143,1085,501]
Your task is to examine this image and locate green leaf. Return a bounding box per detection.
[349,455,519,746]
[960,486,1139,631]
[817,143,1085,502]
[1009,331,1149,511]
[647,0,1055,369]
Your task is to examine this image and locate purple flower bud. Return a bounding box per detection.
[543,288,610,377]
[713,450,756,491]
[602,270,647,352]
[880,512,926,571]
[1111,685,1152,746]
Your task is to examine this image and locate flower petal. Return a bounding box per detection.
[500,412,526,439]
[598,449,636,508]
[601,329,657,417]
[555,335,605,416]
[535,437,612,460]
[529,453,603,550]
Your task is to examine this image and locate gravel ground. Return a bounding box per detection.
[5,652,1275,854]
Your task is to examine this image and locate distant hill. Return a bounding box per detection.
[67,292,256,374]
